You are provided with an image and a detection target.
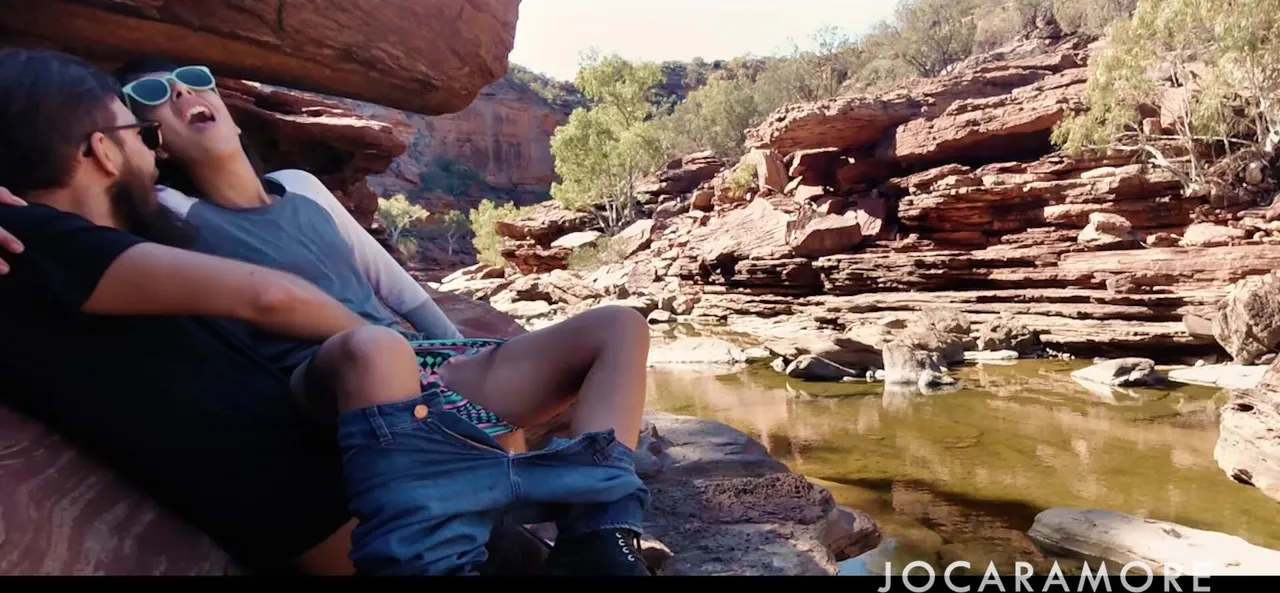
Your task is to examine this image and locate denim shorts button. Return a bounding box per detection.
[413,405,429,419]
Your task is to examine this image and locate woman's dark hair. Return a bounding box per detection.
[113,57,267,197]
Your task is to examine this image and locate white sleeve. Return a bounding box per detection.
[265,169,463,339]
[155,185,199,219]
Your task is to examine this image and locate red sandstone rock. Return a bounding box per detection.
[493,202,595,245]
[743,149,790,194]
[0,0,520,116]
[895,162,1190,233]
[787,213,864,258]
[745,94,923,156]
[638,151,726,196]
[349,76,569,204]
[885,68,1087,167]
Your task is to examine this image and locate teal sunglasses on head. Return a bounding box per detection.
[122,65,217,109]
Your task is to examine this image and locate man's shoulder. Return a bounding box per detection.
[0,202,85,229]
[0,203,143,244]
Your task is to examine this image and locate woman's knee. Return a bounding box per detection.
[314,326,421,410]
[319,325,415,370]
[581,305,650,348]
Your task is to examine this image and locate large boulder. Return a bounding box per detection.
[0,294,527,575]
[1214,356,1280,504]
[1212,272,1280,365]
[1069,358,1167,388]
[0,0,520,115]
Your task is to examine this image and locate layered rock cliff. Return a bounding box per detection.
[443,33,1280,364]
[340,75,568,208]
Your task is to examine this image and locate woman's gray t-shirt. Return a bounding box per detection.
[156,171,462,370]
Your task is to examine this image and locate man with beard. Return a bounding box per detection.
[0,48,383,574]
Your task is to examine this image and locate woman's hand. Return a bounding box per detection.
[0,187,27,275]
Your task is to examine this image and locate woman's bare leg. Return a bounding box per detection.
[289,309,651,575]
[436,305,651,449]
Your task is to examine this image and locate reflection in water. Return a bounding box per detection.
[646,360,1280,574]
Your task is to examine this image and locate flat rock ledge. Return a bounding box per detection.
[1028,508,1280,576]
[636,412,881,575]
[1168,364,1268,390]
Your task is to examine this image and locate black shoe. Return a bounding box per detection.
[544,528,652,576]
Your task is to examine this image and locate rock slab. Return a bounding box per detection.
[1214,357,1280,505]
[1028,508,1280,575]
[638,412,880,575]
[0,0,520,115]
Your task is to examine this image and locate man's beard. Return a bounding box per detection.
[110,160,195,248]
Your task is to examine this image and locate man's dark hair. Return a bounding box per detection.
[114,57,267,198]
[0,49,123,195]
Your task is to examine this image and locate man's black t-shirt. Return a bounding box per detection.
[0,204,349,572]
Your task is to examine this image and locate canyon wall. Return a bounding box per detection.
[340,75,569,208]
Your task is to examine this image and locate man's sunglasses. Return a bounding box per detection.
[81,121,163,156]
[122,65,217,109]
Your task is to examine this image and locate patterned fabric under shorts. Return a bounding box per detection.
[406,338,517,437]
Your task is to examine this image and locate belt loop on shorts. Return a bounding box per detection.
[365,407,393,446]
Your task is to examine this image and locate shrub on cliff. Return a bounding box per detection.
[1053,0,1138,36]
[507,64,589,112]
[1053,0,1280,196]
[880,0,981,77]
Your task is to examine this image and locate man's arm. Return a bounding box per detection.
[85,242,371,343]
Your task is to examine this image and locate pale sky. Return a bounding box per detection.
[509,0,901,81]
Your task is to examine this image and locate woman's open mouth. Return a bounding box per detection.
[184,104,217,127]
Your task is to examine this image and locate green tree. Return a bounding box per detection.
[467,199,522,269]
[550,52,667,232]
[377,193,428,257]
[437,210,470,257]
[974,0,1056,52]
[883,0,981,77]
[655,77,763,161]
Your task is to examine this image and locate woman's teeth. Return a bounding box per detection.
[185,105,215,124]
